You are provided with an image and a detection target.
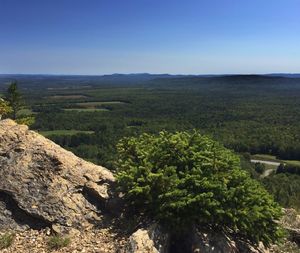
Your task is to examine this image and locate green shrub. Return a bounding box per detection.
[254,162,265,174]
[47,235,71,250]
[116,131,284,246]
[0,233,15,250]
[0,99,12,119]
[16,116,35,126]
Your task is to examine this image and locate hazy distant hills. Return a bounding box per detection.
[0,73,182,90]
[0,73,300,91]
[267,73,300,78]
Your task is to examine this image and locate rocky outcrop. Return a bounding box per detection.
[192,231,269,253]
[0,119,115,231]
[126,225,271,253]
[0,119,299,253]
[279,209,300,246]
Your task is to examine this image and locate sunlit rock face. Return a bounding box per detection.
[0,119,115,231]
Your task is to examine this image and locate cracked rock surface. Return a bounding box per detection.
[0,119,115,231]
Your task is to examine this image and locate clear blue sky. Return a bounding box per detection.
[0,0,299,74]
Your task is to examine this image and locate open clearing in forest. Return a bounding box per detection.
[56,100,128,112]
[251,154,300,178]
[62,101,128,112]
[47,95,89,99]
[40,130,94,136]
[251,154,280,162]
[64,108,109,112]
[47,86,92,90]
[75,101,127,107]
[252,154,300,166]
[284,160,300,166]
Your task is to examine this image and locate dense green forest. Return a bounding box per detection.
[1,74,300,209]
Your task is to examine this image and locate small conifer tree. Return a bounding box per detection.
[6,82,22,119]
[116,131,283,246]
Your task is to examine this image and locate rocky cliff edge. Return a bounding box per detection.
[0,119,115,232]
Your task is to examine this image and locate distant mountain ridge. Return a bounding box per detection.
[267,73,300,78]
[1,73,299,78]
[1,73,300,91]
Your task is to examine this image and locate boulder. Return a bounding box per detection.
[126,224,169,253]
[0,119,115,230]
[127,229,159,253]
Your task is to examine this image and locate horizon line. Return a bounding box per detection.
[1,72,300,77]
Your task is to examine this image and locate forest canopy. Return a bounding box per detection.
[1,74,300,210]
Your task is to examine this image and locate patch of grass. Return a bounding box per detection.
[40,130,94,137]
[252,154,300,168]
[252,154,281,162]
[285,160,300,167]
[0,233,15,250]
[64,108,109,112]
[47,235,71,250]
[76,101,126,107]
[48,95,88,99]
[63,101,127,112]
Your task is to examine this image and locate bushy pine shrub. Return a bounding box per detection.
[116,131,283,246]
